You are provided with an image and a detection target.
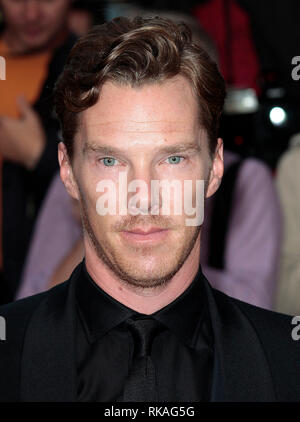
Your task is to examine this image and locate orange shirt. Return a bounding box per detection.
[0,39,51,117]
[0,38,52,270]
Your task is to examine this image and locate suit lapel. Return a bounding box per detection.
[204,278,276,401]
[20,265,80,402]
[19,263,277,401]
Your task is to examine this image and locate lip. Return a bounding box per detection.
[24,28,43,37]
[120,227,169,243]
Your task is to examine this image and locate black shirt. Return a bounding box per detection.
[75,261,214,402]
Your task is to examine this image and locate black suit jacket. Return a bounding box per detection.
[0,262,299,402]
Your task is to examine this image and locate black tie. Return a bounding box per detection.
[122,317,163,402]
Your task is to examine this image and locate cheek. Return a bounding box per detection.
[82,184,99,213]
[198,153,212,178]
[78,179,117,228]
[43,4,69,26]
[189,155,211,180]
[6,9,23,27]
[75,168,99,212]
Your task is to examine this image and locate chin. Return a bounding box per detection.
[118,270,174,289]
[113,255,183,288]
[22,34,51,51]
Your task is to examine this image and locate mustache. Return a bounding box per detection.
[113,215,176,232]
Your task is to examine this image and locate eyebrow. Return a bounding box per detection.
[158,143,201,154]
[83,143,122,156]
[82,142,201,156]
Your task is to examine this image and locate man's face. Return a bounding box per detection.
[0,0,71,52]
[60,76,223,289]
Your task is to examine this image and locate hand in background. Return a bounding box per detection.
[0,96,45,169]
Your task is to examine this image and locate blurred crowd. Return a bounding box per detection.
[1,0,300,316]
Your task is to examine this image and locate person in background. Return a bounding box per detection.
[68,0,105,37]
[193,0,260,92]
[16,173,84,299]
[0,0,76,303]
[201,149,282,310]
[17,10,282,311]
[275,134,300,315]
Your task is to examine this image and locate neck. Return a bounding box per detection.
[84,235,201,314]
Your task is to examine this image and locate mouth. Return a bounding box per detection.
[120,227,169,243]
[23,27,44,38]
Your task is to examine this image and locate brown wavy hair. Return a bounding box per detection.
[54,16,226,159]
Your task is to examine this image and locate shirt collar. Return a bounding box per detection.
[76,260,207,347]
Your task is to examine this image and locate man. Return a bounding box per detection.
[0,16,299,402]
[0,0,76,303]
[15,11,282,312]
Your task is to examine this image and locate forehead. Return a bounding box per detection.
[79,76,201,143]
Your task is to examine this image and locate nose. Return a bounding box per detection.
[23,0,41,22]
[127,166,159,216]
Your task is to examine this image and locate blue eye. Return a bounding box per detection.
[102,157,117,166]
[167,156,183,164]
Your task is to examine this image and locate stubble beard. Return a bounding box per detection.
[78,194,201,290]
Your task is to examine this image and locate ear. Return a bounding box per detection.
[206,138,224,198]
[58,142,79,200]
